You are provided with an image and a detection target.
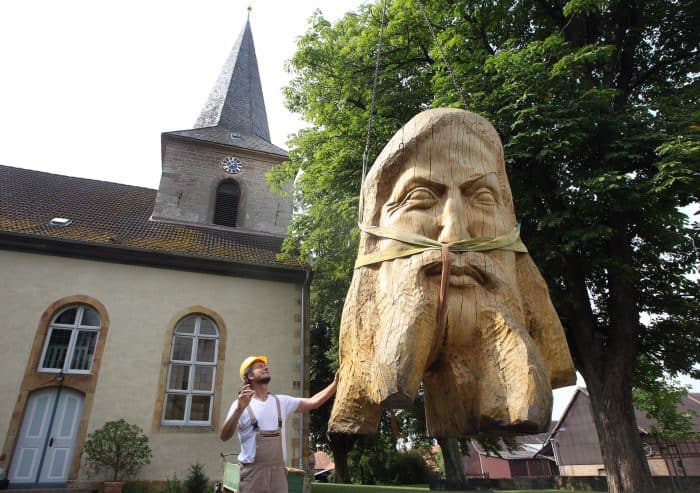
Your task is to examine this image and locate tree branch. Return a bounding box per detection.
[610,1,643,106]
[632,50,700,90]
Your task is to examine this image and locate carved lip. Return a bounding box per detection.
[424,262,489,286]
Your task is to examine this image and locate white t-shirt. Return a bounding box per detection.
[226,394,301,465]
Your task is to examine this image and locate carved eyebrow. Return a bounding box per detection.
[393,170,499,198]
[394,175,446,199]
[462,172,500,192]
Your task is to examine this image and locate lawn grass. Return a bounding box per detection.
[497,491,606,493]
[310,484,429,492]
[310,485,606,493]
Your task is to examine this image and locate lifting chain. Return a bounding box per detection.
[359,0,389,223]
[415,0,467,108]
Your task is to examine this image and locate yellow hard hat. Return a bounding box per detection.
[239,355,268,381]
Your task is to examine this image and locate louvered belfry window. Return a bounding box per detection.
[213,180,241,227]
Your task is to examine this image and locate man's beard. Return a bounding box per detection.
[256,376,271,385]
[328,248,552,436]
[371,249,511,403]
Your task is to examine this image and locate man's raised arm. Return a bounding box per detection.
[296,374,339,413]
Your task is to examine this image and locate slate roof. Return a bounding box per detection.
[166,126,287,158]
[166,19,287,159]
[471,422,558,460]
[552,388,700,437]
[0,165,304,278]
[538,388,700,463]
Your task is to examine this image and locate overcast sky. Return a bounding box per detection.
[0,0,366,188]
[1,1,696,415]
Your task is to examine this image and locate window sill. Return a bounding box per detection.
[156,423,217,433]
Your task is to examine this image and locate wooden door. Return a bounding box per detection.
[9,387,83,485]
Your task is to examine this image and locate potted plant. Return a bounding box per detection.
[82,419,152,493]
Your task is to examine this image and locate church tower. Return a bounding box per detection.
[152,19,291,235]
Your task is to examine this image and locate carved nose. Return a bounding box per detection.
[437,197,469,244]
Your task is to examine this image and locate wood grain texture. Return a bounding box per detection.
[329,109,575,437]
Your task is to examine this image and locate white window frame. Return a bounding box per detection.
[38,305,101,375]
[162,314,219,426]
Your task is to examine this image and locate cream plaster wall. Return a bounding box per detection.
[0,249,304,481]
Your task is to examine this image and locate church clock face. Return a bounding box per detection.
[221,156,243,174]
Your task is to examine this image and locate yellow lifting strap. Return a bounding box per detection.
[354,224,528,268]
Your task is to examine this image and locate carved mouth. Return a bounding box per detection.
[424,262,488,287]
[449,266,486,287]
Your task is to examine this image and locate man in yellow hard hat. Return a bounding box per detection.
[220,355,338,493]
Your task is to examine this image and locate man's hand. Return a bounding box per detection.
[221,384,253,441]
[237,384,254,410]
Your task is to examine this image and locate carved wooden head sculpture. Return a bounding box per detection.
[328,108,575,437]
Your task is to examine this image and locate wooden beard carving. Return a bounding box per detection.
[328,108,576,438]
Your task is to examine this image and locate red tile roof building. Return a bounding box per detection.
[0,18,311,488]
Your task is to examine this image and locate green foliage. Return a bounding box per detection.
[161,474,183,493]
[385,451,431,484]
[123,483,146,493]
[347,433,431,485]
[82,419,152,481]
[183,463,209,493]
[429,444,444,477]
[310,484,430,492]
[278,0,700,488]
[346,418,396,484]
[563,0,606,18]
[271,1,437,454]
[634,365,699,442]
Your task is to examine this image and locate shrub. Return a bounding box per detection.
[162,474,183,493]
[386,450,430,484]
[123,483,146,493]
[183,463,209,493]
[82,419,152,481]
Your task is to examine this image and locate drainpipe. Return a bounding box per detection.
[299,269,311,468]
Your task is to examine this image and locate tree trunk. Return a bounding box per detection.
[585,374,654,493]
[564,220,656,493]
[328,433,354,484]
[437,437,466,486]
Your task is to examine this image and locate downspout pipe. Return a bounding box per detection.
[299,268,312,468]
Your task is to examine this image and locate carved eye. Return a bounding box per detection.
[473,188,496,205]
[400,187,438,209]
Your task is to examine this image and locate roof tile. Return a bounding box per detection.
[0,165,303,272]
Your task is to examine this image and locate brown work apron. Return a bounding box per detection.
[238,395,287,493]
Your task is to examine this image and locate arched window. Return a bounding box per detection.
[162,314,219,425]
[213,180,241,227]
[38,305,101,374]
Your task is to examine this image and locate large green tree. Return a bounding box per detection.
[271,4,436,480]
[270,1,700,491]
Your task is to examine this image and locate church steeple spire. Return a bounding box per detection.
[194,19,270,141]
[154,15,291,234]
